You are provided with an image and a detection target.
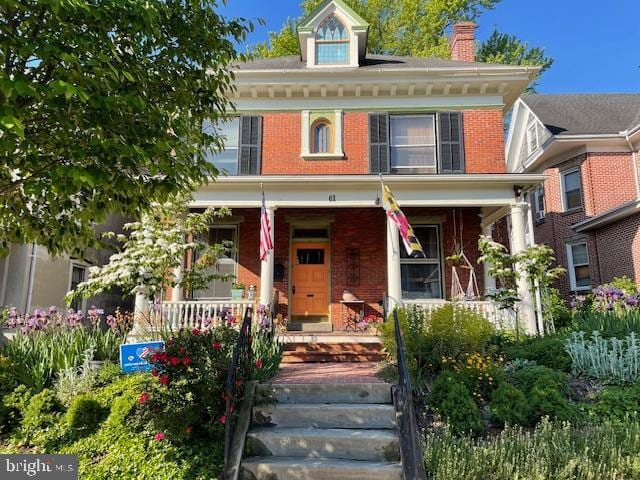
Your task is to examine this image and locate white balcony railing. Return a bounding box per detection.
[402,300,517,330]
[160,300,254,330]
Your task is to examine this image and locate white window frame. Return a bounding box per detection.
[566,241,591,291]
[192,225,238,300]
[68,262,88,312]
[389,114,438,173]
[314,14,350,66]
[204,116,240,175]
[526,119,539,155]
[400,224,444,300]
[534,185,545,221]
[560,167,583,212]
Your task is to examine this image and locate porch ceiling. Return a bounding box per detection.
[192,174,545,209]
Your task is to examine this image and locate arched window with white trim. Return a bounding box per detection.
[312,121,331,153]
[315,15,349,65]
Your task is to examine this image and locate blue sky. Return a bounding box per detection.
[221,0,639,93]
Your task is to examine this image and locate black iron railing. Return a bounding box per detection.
[223,307,253,476]
[393,309,427,480]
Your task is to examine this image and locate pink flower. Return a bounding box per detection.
[192,328,201,336]
[185,426,193,434]
[212,342,222,351]
[169,357,181,366]
[154,432,165,441]
[159,375,169,385]
[183,357,192,366]
[138,392,150,404]
[219,415,227,425]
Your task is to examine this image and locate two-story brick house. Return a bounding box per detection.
[506,94,640,298]
[163,0,543,334]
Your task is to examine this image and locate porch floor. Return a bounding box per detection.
[272,362,383,384]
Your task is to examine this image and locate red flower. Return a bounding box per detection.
[236,379,243,387]
[169,357,181,366]
[255,358,263,369]
[138,392,150,404]
[179,347,187,354]
[218,415,227,425]
[192,328,201,336]
[212,342,222,351]
[151,369,159,377]
[159,375,169,385]
[182,357,192,366]
[185,426,193,434]
[154,432,165,441]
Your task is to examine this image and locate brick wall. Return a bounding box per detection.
[258,109,506,175]
[261,112,369,175]
[532,151,638,298]
[233,206,484,330]
[594,213,640,284]
[463,109,506,173]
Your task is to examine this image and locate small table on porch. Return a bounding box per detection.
[340,300,366,332]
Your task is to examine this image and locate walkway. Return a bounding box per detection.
[271,361,383,384]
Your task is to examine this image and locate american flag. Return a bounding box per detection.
[260,190,273,261]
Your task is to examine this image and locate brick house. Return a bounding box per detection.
[162,0,543,334]
[506,94,640,298]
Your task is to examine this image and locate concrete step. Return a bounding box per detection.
[245,427,400,462]
[240,457,402,480]
[283,342,383,353]
[257,383,392,405]
[281,351,385,363]
[253,403,397,429]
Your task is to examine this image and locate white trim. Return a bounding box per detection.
[560,167,583,212]
[566,241,591,292]
[400,224,444,300]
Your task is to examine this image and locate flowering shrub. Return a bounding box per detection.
[146,325,241,438]
[442,352,503,402]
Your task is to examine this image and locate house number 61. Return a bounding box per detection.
[328,195,336,202]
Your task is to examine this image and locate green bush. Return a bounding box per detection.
[430,371,484,435]
[512,365,568,394]
[66,394,106,434]
[1,385,32,435]
[529,384,575,423]
[490,383,528,426]
[589,385,640,423]
[19,388,62,443]
[0,355,18,431]
[382,305,495,387]
[503,334,572,372]
[546,288,573,331]
[571,309,640,338]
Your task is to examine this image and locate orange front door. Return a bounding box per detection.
[291,243,329,318]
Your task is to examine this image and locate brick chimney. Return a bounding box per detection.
[450,22,476,62]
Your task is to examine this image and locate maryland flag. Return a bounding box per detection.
[382,183,425,258]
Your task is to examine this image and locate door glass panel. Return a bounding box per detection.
[297,249,325,265]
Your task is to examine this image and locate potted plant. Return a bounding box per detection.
[231,283,245,300]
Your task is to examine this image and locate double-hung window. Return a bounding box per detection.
[534,186,545,221]
[566,241,591,291]
[204,117,240,175]
[526,120,539,155]
[192,226,237,300]
[400,225,443,300]
[561,168,583,211]
[390,115,437,174]
[69,264,87,312]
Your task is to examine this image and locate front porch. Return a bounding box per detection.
[161,174,541,334]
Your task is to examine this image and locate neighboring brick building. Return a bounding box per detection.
[506,94,640,298]
[168,0,543,333]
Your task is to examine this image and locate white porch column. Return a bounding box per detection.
[510,202,537,335]
[482,223,497,294]
[171,264,184,302]
[386,214,403,311]
[259,207,276,307]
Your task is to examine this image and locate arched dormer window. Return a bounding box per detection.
[312,121,331,153]
[315,15,349,65]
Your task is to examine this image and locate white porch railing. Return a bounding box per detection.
[403,300,517,330]
[160,300,254,330]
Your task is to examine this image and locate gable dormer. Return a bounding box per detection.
[297,0,369,68]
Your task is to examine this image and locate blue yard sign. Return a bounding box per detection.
[120,341,165,373]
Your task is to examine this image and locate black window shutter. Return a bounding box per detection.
[437,112,464,173]
[369,113,389,173]
[239,115,262,175]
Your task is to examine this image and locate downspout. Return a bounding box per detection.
[625,133,640,199]
[0,249,10,305]
[24,243,37,313]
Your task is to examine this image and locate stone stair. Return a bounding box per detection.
[280,334,386,363]
[240,383,402,480]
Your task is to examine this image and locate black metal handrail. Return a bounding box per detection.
[223,307,253,476]
[393,309,427,479]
